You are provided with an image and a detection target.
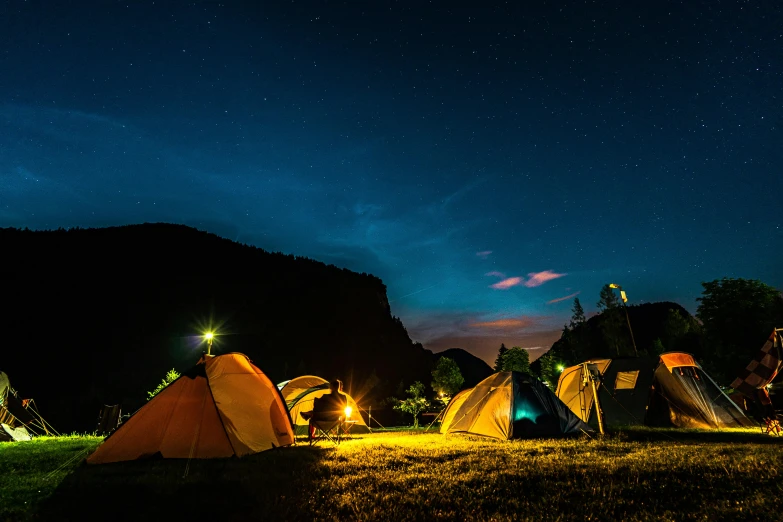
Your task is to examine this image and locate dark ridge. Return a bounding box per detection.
[0,223,435,432]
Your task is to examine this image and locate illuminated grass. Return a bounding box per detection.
[0,435,101,521]
[1,428,782,521]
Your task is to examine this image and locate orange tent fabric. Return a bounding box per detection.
[87,353,294,464]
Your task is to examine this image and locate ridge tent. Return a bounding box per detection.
[555,352,754,429]
[278,375,369,435]
[440,371,592,439]
[87,353,294,464]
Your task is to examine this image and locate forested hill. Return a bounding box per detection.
[0,224,434,432]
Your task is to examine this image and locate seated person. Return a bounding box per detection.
[304,379,347,438]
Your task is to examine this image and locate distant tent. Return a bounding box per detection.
[0,371,53,441]
[556,352,754,429]
[279,375,369,435]
[87,353,294,464]
[440,371,592,439]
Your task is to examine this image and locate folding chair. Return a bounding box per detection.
[762,412,782,436]
[309,415,344,446]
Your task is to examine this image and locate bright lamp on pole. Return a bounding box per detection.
[608,283,638,356]
[205,332,214,355]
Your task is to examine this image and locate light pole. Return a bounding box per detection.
[205,332,214,356]
[608,283,638,357]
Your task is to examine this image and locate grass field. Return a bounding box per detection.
[2,428,782,521]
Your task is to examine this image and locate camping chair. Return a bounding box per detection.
[308,395,346,446]
[309,415,344,446]
[96,404,122,436]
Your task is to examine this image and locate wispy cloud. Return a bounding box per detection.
[491,277,523,290]
[524,270,567,288]
[476,250,492,258]
[470,318,536,329]
[547,291,581,304]
[485,271,505,278]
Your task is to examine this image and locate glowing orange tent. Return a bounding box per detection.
[87,353,294,464]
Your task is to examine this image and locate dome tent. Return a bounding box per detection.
[555,352,754,429]
[440,371,591,439]
[87,353,294,464]
[279,375,369,435]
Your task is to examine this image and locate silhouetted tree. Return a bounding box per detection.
[501,347,530,374]
[662,309,692,351]
[570,297,586,327]
[597,284,621,311]
[697,277,783,383]
[651,338,666,355]
[494,343,509,372]
[535,351,561,388]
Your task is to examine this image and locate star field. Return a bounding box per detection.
[1,1,781,365]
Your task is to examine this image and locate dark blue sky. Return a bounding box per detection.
[2,1,781,365]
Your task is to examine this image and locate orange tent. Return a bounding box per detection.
[87,353,294,464]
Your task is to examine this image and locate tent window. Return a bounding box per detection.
[615,371,639,390]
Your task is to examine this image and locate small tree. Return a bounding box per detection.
[431,357,464,399]
[570,297,586,327]
[147,368,180,400]
[501,347,531,374]
[392,381,429,428]
[494,343,509,371]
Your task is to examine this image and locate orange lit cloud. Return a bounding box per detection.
[470,318,536,329]
[547,291,580,304]
[476,250,492,258]
[485,271,506,278]
[524,270,566,287]
[490,277,523,289]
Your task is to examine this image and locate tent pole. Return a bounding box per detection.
[585,362,606,436]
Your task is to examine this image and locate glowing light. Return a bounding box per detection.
[344,406,353,419]
[205,332,214,340]
[557,365,565,372]
[609,283,620,289]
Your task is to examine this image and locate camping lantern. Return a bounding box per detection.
[344,406,352,419]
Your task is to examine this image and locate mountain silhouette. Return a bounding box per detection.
[0,223,439,432]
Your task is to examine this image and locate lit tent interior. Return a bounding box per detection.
[278,375,369,435]
[440,371,592,439]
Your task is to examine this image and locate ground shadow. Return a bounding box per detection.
[36,444,332,522]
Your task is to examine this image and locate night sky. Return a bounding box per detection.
[2,1,781,365]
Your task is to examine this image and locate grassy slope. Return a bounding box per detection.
[2,429,782,521]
